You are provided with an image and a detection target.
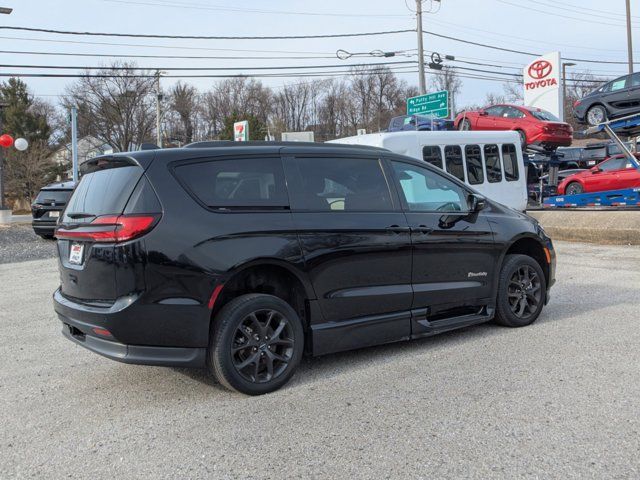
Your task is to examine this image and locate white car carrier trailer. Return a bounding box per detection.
[329,131,528,212]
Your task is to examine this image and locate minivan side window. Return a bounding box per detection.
[284,157,394,212]
[422,146,443,169]
[391,161,468,213]
[464,145,484,185]
[502,144,520,182]
[444,145,465,181]
[484,144,503,183]
[174,157,288,209]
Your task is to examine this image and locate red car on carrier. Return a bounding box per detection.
[455,104,573,149]
[557,153,640,195]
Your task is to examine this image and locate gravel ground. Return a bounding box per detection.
[1,241,639,479]
[0,224,56,264]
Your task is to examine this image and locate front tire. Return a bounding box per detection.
[459,119,472,131]
[495,254,546,328]
[208,293,304,395]
[586,105,607,126]
[565,182,584,195]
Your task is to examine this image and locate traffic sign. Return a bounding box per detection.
[407,90,449,118]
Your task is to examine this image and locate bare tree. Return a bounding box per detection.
[429,67,463,115]
[271,79,327,135]
[202,78,271,138]
[4,140,58,203]
[62,63,156,152]
[502,81,524,104]
[166,82,199,145]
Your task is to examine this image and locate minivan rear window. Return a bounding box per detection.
[63,165,143,224]
[175,157,288,209]
[284,157,393,212]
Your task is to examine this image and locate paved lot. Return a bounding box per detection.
[1,241,639,479]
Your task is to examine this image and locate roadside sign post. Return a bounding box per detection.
[234,121,249,142]
[407,90,449,118]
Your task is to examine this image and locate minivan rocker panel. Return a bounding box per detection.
[53,143,556,394]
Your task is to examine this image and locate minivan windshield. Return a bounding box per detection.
[62,164,143,224]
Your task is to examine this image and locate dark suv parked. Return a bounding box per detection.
[53,143,556,395]
[31,180,76,239]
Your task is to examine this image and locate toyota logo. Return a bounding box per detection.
[528,60,553,80]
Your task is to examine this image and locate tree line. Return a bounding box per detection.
[0,62,606,207]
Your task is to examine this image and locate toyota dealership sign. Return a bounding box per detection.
[523,51,563,120]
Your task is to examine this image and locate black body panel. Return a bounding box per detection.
[53,144,556,366]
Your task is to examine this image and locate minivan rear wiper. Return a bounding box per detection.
[65,212,95,219]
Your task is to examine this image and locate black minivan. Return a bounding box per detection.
[53,142,556,395]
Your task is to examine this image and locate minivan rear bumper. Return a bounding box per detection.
[53,288,206,368]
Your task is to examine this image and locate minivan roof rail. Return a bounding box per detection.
[183,140,388,152]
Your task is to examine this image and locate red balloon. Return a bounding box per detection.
[0,134,14,148]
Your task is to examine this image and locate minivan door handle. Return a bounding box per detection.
[385,225,411,234]
[411,225,433,234]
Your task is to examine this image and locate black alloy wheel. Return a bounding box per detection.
[495,254,546,327]
[231,309,294,384]
[507,265,542,320]
[209,293,304,395]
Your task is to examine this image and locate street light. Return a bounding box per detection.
[562,62,576,123]
[0,7,13,14]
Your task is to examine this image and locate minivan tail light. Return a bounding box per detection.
[56,214,160,243]
[574,100,581,108]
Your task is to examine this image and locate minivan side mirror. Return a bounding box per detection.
[479,110,488,116]
[468,193,487,213]
[592,166,602,174]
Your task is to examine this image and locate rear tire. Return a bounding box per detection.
[494,254,546,328]
[208,293,304,395]
[586,105,607,126]
[565,182,584,195]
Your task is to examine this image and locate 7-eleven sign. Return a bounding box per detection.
[234,121,249,142]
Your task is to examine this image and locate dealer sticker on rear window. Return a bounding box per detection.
[69,243,84,265]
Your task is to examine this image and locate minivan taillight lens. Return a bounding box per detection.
[56,214,160,243]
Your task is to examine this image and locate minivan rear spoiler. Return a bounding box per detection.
[80,155,143,175]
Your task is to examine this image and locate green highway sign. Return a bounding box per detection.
[407,90,449,118]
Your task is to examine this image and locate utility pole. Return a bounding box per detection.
[155,70,163,148]
[626,0,634,74]
[70,106,79,183]
[0,103,7,214]
[416,0,426,94]
[0,7,11,221]
[562,62,576,123]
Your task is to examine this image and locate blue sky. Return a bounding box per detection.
[0,0,637,107]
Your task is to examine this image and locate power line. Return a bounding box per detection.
[0,35,336,54]
[0,49,337,60]
[495,0,639,29]
[422,30,640,65]
[428,18,631,54]
[524,0,640,22]
[101,0,409,18]
[0,61,417,71]
[0,26,415,40]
